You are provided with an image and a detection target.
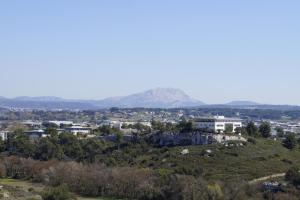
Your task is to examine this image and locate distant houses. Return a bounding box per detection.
[100,120,152,130]
[0,116,248,148]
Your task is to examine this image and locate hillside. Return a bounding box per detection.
[98,138,300,182]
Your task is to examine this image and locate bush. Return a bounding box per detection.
[259,122,271,138]
[0,163,6,178]
[247,138,256,144]
[283,134,297,150]
[41,184,76,200]
[285,167,300,186]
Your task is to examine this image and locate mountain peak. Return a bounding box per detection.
[0,88,205,109]
[97,88,205,108]
[142,88,192,102]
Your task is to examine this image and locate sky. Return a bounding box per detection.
[0,1,300,105]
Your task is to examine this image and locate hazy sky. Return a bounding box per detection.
[1,1,300,104]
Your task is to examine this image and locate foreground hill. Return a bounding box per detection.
[98,138,300,182]
[1,137,300,199]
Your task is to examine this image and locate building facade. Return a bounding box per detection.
[194,116,242,133]
[24,130,48,141]
[0,131,9,141]
[65,126,91,135]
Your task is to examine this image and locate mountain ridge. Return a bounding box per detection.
[226,101,260,106]
[1,88,298,110]
[0,88,205,109]
[93,88,205,108]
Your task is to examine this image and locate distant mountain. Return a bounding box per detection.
[226,101,260,106]
[0,98,97,110]
[0,88,205,110]
[1,89,299,110]
[13,96,65,102]
[94,88,205,108]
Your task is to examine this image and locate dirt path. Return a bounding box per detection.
[248,173,286,185]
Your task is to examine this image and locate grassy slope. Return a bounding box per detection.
[109,138,300,182]
[0,179,115,200]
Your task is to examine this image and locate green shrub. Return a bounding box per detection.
[283,134,297,150]
[247,138,256,144]
[285,167,300,186]
[41,184,76,200]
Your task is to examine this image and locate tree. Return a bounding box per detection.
[42,122,59,129]
[177,120,194,133]
[259,122,271,138]
[0,138,5,152]
[8,133,36,157]
[285,167,300,186]
[246,122,258,136]
[234,127,242,135]
[59,133,83,160]
[283,134,297,150]
[81,139,103,163]
[276,127,285,137]
[151,120,167,133]
[133,123,151,135]
[98,125,121,136]
[225,124,233,134]
[116,132,123,150]
[35,137,63,160]
[45,127,59,137]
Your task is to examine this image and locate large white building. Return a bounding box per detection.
[194,116,243,133]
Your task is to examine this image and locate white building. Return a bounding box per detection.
[65,126,91,135]
[49,121,73,126]
[24,129,48,141]
[0,131,9,141]
[194,116,243,133]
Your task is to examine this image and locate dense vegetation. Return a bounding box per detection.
[2,122,300,199]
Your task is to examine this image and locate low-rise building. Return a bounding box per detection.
[65,126,91,135]
[194,116,243,133]
[0,131,9,141]
[22,120,42,128]
[49,121,73,127]
[24,130,48,140]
